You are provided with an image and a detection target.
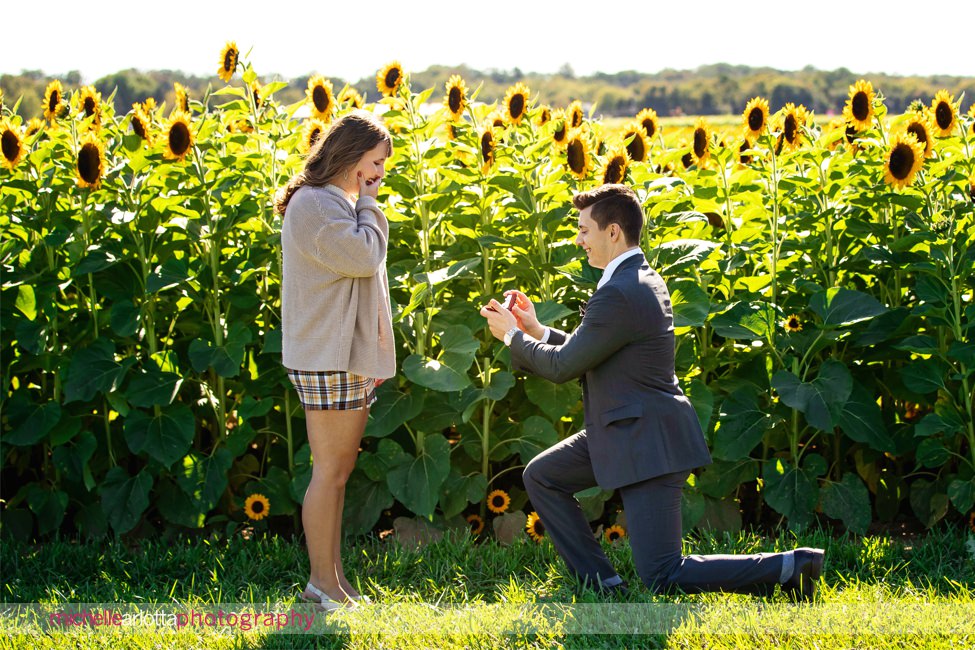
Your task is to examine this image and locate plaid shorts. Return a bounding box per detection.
[286,370,377,411]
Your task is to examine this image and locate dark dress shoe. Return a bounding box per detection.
[782,547,824,602]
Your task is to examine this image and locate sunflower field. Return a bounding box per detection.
[1,44,974,544]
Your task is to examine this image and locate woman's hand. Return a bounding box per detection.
[504,290,544,339]
[358,171,380,200]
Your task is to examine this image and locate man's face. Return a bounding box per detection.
[575,206,616,269]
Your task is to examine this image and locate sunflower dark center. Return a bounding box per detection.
[540,109,550,124]
[48,91,59,114]
[643,118,656,138]
[852,92,869,121]
[554,122,566,140]
[2,129,20,162]
[224,50,236,72]
[83,97,96,117]
[78,144,101,184]
[251,500,265,514]
[693,128,707,158]
[567,139,585,173]
[739,141,751,164]
[571,110,582,128]
[748,107,764,132]
[626,132,645,162]
[845,124,858,143]
[312,86,329,113]
[169,122,190,156]
[385,68,400,89]
[784,114,798,143]
[907,123,928,148]
[481,132,494,161]
[309,127,322,146]
[605,158,625,184]
[789,317,799,329]
[448,87,462,113]
[935,102,952,129]
[509,94,525,119]
[889,144,914,180]
[132,116,147,139]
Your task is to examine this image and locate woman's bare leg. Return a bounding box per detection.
[301,407,368,603]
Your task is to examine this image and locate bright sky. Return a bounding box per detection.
[3,0,973,84]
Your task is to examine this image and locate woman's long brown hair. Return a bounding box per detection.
[275,110,392,215]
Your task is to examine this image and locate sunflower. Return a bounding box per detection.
[526,511,545,542]
[503,82,530,125]
[479,125,498,173]
[604,524,626,543]
[1,118,24,170]
[536,105,552,127]
[884,131,925,189]
[738,138,753,165]
[692,117,711,167]
[43,80,65,123]
[129,105,151,142]
[76,86,101,124]
[302,118,328,153]
[567,100,584,129]
[843,79,875,131]
[783,314,802,333]
[622,122,649,162]
[487,111,506,129]
[486,489,510,514]
[565,131,592,179]
[742,97,769,140]
[76,133,105,189]
[466,513,485,536]
[376,61,404,97]
[338,85,364,109]
[174,82,190,113]
[443,75,467,121]
[142,96,157,116]
[780,103,807,151]
[636,107,660,140]
[163,111,194,162]
[904,110,934,157]
[25,118,44,138]
[244,493,270,521]
[601,145,629,185]
[930,90,957,137]
[250,80,265,109]
[218,42,239,83]
[903,402,924,422]
[306,76,334,122]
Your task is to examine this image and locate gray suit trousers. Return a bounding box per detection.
[523,430,784,593]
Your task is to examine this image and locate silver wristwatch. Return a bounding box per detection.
[503,327,519,347]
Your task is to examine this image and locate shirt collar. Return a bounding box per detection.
[597,248,643,290]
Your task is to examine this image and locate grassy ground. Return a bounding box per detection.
[2,525,974,649]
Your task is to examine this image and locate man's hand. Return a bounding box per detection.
[504,290,545,339]
[479,299,518,342]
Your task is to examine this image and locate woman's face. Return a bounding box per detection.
[348,142,389,190]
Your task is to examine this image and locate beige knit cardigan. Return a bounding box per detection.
[280,184,395,379]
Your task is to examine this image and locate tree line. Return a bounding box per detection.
[3,63,973,121]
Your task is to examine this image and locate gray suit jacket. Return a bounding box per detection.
[510,253,712,490]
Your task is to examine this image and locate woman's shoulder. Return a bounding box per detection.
[288,184,354,217]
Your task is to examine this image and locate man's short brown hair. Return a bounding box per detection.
[572,184,644,246]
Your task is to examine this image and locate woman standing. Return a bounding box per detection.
[275,110,395,609]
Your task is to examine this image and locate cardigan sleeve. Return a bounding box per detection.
[290,189,389,278]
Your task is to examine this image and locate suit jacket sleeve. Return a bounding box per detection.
[510,285,633,384]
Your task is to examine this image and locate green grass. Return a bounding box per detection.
[2,526,974,649]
